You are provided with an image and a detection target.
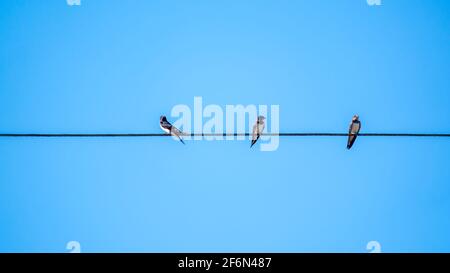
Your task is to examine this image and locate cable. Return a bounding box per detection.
[0,133,449,137]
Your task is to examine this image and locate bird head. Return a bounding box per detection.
[352,115,359,121]
[160,116,167,123]
[257,116,266,123]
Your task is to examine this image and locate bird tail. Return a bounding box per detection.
[347,135,356,149]
[170,128,185,145]
[250,135,260,148]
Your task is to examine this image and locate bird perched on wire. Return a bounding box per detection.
[347,115,361,149]
[160,115,185,144]
[251,116,266,148]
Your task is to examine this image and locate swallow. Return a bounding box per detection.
[160,115,185,144]
[251,116,266,148]
[347,115,361,149]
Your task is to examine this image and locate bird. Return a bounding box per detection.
[347,115,361,149]
[250,116,266,148]
[160,115,185,144]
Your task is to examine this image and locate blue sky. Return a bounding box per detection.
[0,0,449,252]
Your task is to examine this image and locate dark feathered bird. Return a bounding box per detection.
[347,115,361,149]
[251,116,266,148]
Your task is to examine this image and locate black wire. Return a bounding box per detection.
[0,133,449,137]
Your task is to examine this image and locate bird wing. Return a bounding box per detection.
[170,126,184,137]
[170,125,186,144]
[258,122,265,135]
[252,123,259,141]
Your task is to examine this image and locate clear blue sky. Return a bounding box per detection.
[1,0,449,252]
